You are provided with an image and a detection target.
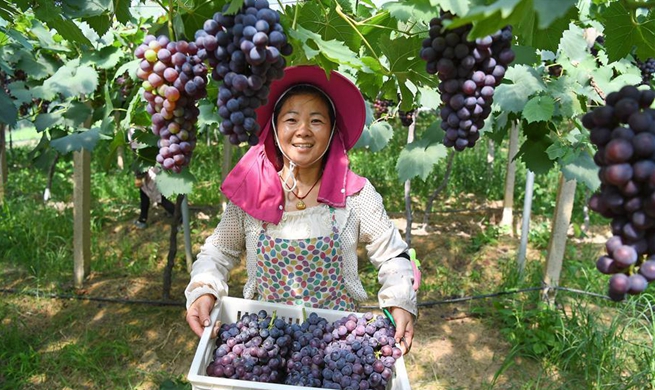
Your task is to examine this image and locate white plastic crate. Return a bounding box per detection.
[187,296,412,390]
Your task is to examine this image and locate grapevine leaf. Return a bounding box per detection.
[288,26,363,68]
[418,86,441,110]
[113,58,139,80]
[46,16,93,47]
[15,52,55,80]
[156,168,196,198]
[7,81,33,106]
[558,23,591,63]
[589,66,642,100]
[81,46,122,69]
[0,89,18,126]
[34,113,61,132]
[532,0,577,29]
[560,151,600,191]
[112,0,132,24]
[378,34,436,96]
[512,45,540,66]
[396,139,448,182]
[516,137,555,175]
[223,0,244,15]
[3,27,33,50]
[382,0,435,25]
[522,95,555,123]
[198,101,219,127]
[602,2,655,63]
[530,6,578,53]
[62,101,92,127]
[355,120,394,152]
[29,19,71,52]
[43,61,99,98]
[494,65,547,113]
[61,0,110,18]
[50,128,101,154]
[83,14,111,37]
[548,76,584,118]
[297,2,361,53]
[34,0,58,22]
[433,0,469,17]
[0,0,19,20]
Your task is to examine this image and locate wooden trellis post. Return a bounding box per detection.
[0,124,7,205]
[542,173,577,304]
[500,121,519,234]
[73,148,91,288]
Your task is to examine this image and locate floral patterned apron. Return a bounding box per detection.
[255,208,355,311]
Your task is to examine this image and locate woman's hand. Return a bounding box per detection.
[186,294,218,338]
[389,306,415,355]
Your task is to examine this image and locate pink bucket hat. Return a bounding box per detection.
[221,65,367,224]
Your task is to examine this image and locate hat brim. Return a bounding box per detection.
[255,65,365,151]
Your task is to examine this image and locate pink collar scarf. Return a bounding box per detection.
[221,121,366,224]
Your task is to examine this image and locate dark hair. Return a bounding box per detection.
[272,84,336,128]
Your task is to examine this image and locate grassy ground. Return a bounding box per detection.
[2,135,654,390]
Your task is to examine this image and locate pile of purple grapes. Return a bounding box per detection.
[195,0,293,146]
[584,85,655,301]
[135,35,207,173]
[206,310,402,389]
[420,12,514,151]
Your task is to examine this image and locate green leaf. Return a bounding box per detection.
[396,139,448,182]
[418,86,441,110]
[43,61,99,98]
[0,89,18,126]
[561,151,600,191]
[522,95,555,123]
[81,45,123,69]
[61,0,111,18]
[434,0,469,17]
[532,0,577,29]
[558,23,591,63]
[548,76,584,118]
[46,16,93,47]
[512,45,539,66]
[517,137,555,175]
[602,2,655,63]
[531,5,578,52]
[382,0,435,24]
[289,26,363,68]
[84,14,111,37]
[297,2,361,53]
[62,101,92,126]
[15,52,55,80]
[355,121,394,152]
[34,112,61,132]
[112,0,132,24]
[7,81,33,106]
[156,168,196,197]
[198,100,219,128]
[50,128,101,154]
[494,65,547,113]
[223,0,244,15]
[113,58,140,80]
[3,27,33,50]
[0,0,19,20]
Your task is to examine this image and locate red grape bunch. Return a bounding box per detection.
[195,0,293,146]
[372,98,394,119]
[584,85,655,301]
[636,57,655,86]
[206,310,402,389]
[135,35,208,173]
[420,12,514,151]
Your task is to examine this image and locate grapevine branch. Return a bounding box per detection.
[589,76,606,102]
[334,3,381,64]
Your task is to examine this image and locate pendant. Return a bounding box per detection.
[296,200,306,210]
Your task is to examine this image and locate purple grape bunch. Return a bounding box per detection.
[206,310,402,389]
[636,57,655,86]
[135,35,207,173]
[194,0,293,146]
[420,12,514,151]
[584,85,655,301]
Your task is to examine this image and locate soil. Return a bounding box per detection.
[3,200,604,389]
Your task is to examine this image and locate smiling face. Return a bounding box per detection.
[274,90,334,169]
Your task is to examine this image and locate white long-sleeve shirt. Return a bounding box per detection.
[184,180,417,316]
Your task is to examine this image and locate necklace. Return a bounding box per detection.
[290,176,321,210]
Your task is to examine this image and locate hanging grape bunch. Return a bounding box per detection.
[206,310,402,389]
[584,85,655,301]
[398,110,415,127]
[636,57,655,86]
[134,35,208,173]
[373,97,394,119]
[195,0,293,146]
[420,12,514,151]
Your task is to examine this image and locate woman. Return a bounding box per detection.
[185,65,417,354]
